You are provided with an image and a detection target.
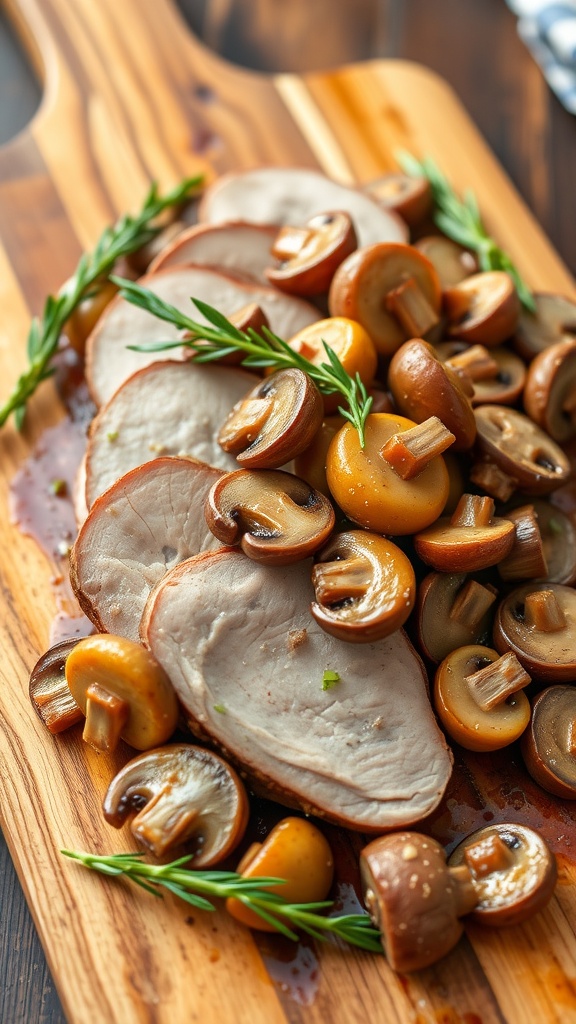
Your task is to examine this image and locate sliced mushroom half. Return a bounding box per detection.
[218,367,324,468]
[513,292,576,361]
[29,638,84,734]
[443,271,520,346]
[206,469,335,565]
[472,405,570,501]
[414,494,515,572]
[524,337,576,442]
[521,686,576,799]
[311,531,415,643]
[448,823,557,927]
[266,211,357,295]
[103,743,249,863]
[363,173,432,227]
[493,583,576,683]
[415,572,498,664]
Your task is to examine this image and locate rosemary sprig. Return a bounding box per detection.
[62,849,382,953]
[398,152,536,313]
[0,176,203,429]
[111,279,373,446]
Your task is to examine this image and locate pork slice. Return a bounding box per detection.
[85,361,257,508]
[86,266,320,407]
[142,550,452,831]
[198,168,409,248]
[149,222,279,284]
[71,458,221,642]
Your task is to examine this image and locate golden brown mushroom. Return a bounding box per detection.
[523,337,576,443]
[360,832,478,972]
[414,236,477,287]
[513,292,576,361]
[311,531,416,642]
[65,634,179,752]
[29,638,84,734]
[415,572,498,664]
[493,583,576,683]
[521,686,576,799]
[103,743,249,863]
[218,367,324,468]
[285,317,377,414]
[414,494,515,572]
[471,405,570,502]
[448,823,557,927]
[443,271,520,346]
[434,644,531,751]
[328,242,442,356]
[205,469,335,565]
[362,173,432,228]
[266,211,357,295]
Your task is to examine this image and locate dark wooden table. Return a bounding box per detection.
[1,1,574,1021]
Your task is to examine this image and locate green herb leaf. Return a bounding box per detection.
[322,670,340,691]
[0,175,203,429]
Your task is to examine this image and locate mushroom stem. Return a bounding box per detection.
[450,494,495,529]
[83,682,130,752]
[524,590,567,632]
[449,579,498,629]
[465,651,531,711]
[446,345,500,382]
[311,555,370,604]
[463,833,516,877]
[131,785,201,857]
[499,506,548,581]
[470,460,517,502]
[271,225,313,260]
[380,416,455,480]
[32,679,83,734]
[568,720,576,757]
[448,864,478,916]
[384,276,439,338]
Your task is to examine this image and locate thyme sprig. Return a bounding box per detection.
[0,176,203,429]
[112,279,373,446]
[398,152,536,313]
[62,849,382,953]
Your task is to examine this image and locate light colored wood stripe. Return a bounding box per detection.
[274,73,356,184]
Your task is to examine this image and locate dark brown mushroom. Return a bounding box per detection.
[521,686,576,799]
[103,743,249,863]
[218,367,324,468]
[448,823,557,927]
[205,469,335,565]
[360,832,478,972]
[328,242,442,356]
[529,499,576,585]
[443,271,520,346]
[415,572,498,664]
[387,339,476,451]
[65,634,179,752]
[266,211,357,295]
[513,292,576,361]
[414,236,477,287]
[434,645,531,752]
[362,173,432,227]
[436,342,526,407]
[493,583,576,683]
[498,505,548,582]
[471,405,571,501]
[523,337,576,442]
[29,638,84,734]
[311,531,416,642]
[414,494,515,572]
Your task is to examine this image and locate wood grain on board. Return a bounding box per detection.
[0,0,575,1022]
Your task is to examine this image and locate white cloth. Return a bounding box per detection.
[506,0,576,113]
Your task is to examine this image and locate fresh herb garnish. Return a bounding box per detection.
[112,280,373,447]
[0,176,203,429]
[322,670,340,691]
[213,704,227,714]
[62,849,382,952]
[398,152,536,313]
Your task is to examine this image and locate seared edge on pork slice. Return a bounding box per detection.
[141,550,453,831]
[85,361,258,509]
[198,167,409,248]
[85,265,320,407]
[71,458,222,642]
[150,222,279,283]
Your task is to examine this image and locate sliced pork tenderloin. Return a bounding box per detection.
[84,361,258,508]
[142,550,453,831]
[85,266,320,407]
[149,222,278,284]
[198,168,409,248]
[71,458,222,642]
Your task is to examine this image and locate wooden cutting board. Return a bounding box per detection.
[0,1,575,1022]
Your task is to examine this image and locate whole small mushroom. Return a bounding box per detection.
[360,832,478,972]
[103,743,249,863]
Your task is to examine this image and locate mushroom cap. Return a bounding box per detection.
[448,823,557,927]
[413,498,515,573]
[360,832,477,972]
[363,173,432,227]
[414,235,477,288]
[493,582,576,682]
[523,337,576,443]
[444,270,520,347]
[474,405,571,496]
[512,292,576,361]
[311,530,416,642]
[29,637,84,734]
[415,572,497,664]
[266,210,357,295]
[521,685,576,799]
[103,743,249,864]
